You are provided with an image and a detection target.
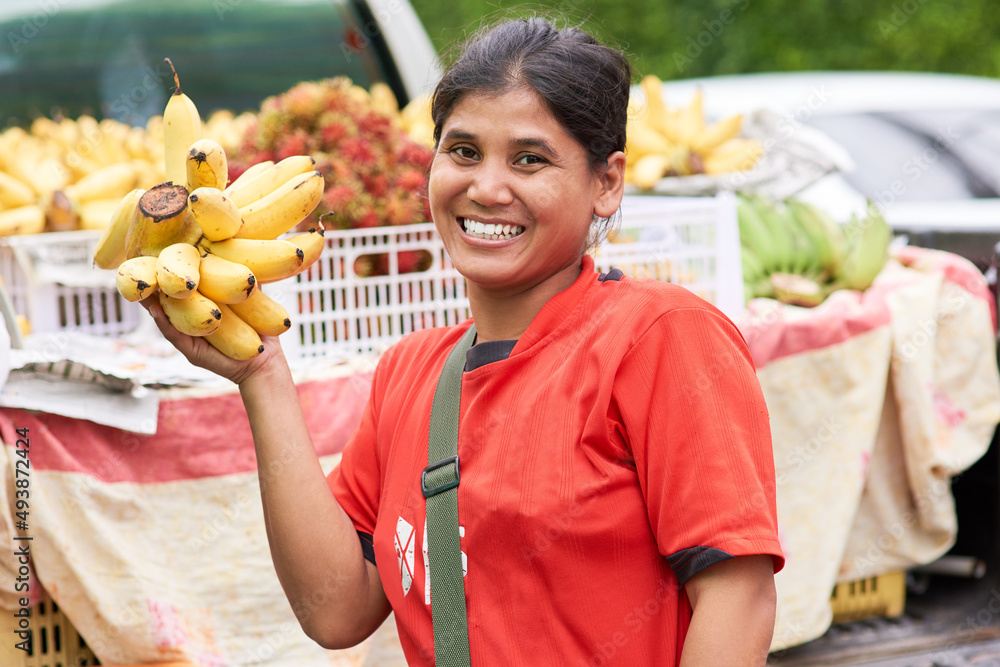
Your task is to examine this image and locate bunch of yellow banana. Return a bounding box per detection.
[97,59,327,360]
[625,75,765,191]
[738,194,892,307]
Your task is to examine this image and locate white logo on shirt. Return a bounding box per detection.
[395,516,415,596]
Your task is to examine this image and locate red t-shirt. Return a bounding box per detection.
[328,255,784,666]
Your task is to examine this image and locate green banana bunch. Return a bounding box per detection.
[785,198,847,281]
[748,194,794,273]
[776,203,821,277]
[740,245,774,300]
[737,195,780,274]
[835,202,892,292]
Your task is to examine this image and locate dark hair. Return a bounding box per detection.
[431,17,632,174]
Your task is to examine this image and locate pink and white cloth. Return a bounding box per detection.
[0,364,407,665]
[739,246,1000,651]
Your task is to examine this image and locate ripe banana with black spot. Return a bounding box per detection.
[235,170,324,240]
[286,220,326,276]
[200,237,304,283]
[225,155,316,208]
[189,187,242,242]
[162,58,202,186]
[198,252,257,304]
[186,138,228,191]
[158,290,222,336]
[156,242,202,298]
[205,301,264,360]
[116,255,159,302]
[229,288,291,336]
[94,188,145,270]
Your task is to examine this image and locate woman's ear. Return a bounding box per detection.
[594,150,627,219]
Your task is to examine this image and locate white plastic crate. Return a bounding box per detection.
[270,191,743,361]
[0,192,742,360]
[0,230,142,337]
[267,222,470,361]
[598,192,743,316]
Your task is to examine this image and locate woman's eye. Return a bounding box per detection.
[452,146,478,160]
[515,154,545,166]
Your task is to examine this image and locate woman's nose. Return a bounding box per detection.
[466,161,515,207]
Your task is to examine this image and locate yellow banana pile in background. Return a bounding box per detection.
[626,74,765,190]
[94,60,325,361]
[0,114,166,235]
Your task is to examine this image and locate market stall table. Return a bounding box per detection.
[0,245,997,665]
[0,361,408,666]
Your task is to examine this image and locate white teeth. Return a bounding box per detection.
[460,218,525,240]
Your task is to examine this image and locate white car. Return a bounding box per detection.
[661,71,1000,269]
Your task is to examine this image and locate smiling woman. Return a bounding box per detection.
[138,13,785,667]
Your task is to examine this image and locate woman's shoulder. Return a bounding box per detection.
[604,272,731,320]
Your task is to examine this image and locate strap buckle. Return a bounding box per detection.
[422,455,460,498]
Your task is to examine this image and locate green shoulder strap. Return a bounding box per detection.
[423,323,477,666]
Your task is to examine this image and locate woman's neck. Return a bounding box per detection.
[466,260,583,343]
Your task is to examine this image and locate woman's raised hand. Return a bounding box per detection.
[140,296,285,386]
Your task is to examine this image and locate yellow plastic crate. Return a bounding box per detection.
[830,570,906,623]
[0,598,99,667]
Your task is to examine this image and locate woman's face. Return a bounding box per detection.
[428,86,623,300]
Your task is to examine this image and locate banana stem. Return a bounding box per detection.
[164,57,182,97]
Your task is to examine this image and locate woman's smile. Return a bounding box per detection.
[458,216,526,241]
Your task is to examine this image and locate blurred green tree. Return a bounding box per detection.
[411,0,1000,81]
